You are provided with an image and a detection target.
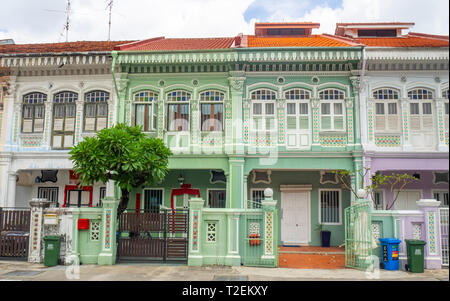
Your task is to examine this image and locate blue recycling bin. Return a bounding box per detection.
[379,238,402,270]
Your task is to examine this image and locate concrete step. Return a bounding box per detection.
[278,246,346,269]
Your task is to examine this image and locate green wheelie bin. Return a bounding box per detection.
[43,235,61,267]
[405,239,426,273]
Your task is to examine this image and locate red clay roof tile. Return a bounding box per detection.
[0,41,134,55]
[116,37,236,51]
[247,35,354,47]
[356,36,449,47]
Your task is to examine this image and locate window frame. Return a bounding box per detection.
[52,91,78,149]
[166,90,191,132]
[37,186,59,207]
[318,188,342,225]
[132,90,158,132]
[199,90,225,132]
[318,89,346,132]
[207,188,226,208]
[21,92,47,133]
[372,88,401,134]
[373,190,385,210]
[142,188,165,212]
[407,88,435,133]
[250,89,277,134]
[285,88,311,132]
[432,190,449,207]
[249,188,265,209]
[83,90,109,133]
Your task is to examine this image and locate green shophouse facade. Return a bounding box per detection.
[111,28,364,265]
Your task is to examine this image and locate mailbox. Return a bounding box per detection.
[77,218,89,230]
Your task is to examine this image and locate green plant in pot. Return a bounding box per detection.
[315,224,331,247]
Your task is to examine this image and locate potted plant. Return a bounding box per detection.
[315,224,331,247]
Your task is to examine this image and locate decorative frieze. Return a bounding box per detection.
[20,135,43,147]
[375,135,401,147]
[320,135,347,147]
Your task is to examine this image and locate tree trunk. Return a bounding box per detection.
[117,188,130,217]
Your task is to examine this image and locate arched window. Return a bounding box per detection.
[22,92,46,133]
[407,88,435,147]
[132,90,158,132]
[84,90,109,132]
[250,89,277,133]
[372,88,400,132]
[166,90,191,132]
[52,91,78,149]
[199,90,224,132]
[319,89,345,131]
[285,89,310,131]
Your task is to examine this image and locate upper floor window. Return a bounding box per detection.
[84,90,109,132]
[133,91,158,132]
[285,89,310,131]
[52,91,78,149]
[443,89,449,100]
[408,88,433,100]
[22,92,46,133]
[319,89,345,131]
[250,89,277,133]
[407,89,434,132]
[443,89,449,138]
[166,90,191,132]
[200,90,224,132]
[373,88,400,132]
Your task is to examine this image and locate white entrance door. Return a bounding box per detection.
[281,191,310,244]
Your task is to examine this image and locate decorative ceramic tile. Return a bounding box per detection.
[104,209,111,249]
[320,135,347,147]
[368,109,374,141]
[192,211,199,251]
[265,211,273,255]
[375,135,401,147]
[428,212,436,254]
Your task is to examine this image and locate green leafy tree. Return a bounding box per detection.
[333,168,418,210]
[69,123,172,216]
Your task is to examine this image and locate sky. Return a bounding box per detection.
[0,0,448,44]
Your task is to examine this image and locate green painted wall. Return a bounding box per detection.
[248,170,351,247]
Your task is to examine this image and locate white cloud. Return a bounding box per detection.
[0,0,448,44]
[291,0,449,35]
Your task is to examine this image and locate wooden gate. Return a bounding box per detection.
[0,208,31,259]
[117,209,188,263]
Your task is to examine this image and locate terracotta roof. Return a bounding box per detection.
[0,41,134,55]
[255,22,321,29]
[115,37,236,51]
[247,35,355,47]
[336,22,415,27]
[356,35,449,47]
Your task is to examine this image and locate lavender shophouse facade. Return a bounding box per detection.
[337,23,449,268]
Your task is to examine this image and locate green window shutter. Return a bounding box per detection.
[287,116,297,130]
[321,116,331,130]
[334,116,344,130]
[299,116,309,129]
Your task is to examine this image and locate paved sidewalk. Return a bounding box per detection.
[0,260,448,281]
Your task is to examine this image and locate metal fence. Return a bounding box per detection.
[344,201,373,270]
[241,201,276,267]
[439,207,449,267]
[0,207,31,259]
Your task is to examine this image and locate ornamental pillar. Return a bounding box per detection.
[311,98,321,150]
[350,76,361,145]
[97,196,120,265]
[7,171,17,207]
[228,157,245,209]
[228,72,245,154]
[435,98,447,151]
[261,188,278,267]
[224,212,241,266]
[345,97,355,146]
[400,98,412,150]
[187,197,204,266]
[417,199,442,269]
[28,199,51,263]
